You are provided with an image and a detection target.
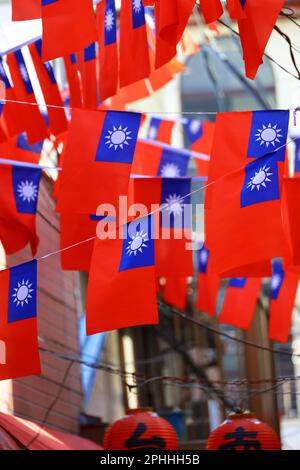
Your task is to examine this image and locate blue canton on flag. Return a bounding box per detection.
[84,43,97,62]
[161,178,191,229]
[229,278,247,288]
[132,0,146,29]
[104,0,117,45]
[184,119,203,145]
[12,167,41,214]
[270,260,284,300]
[14,50,34,95]
[158,149,190,178]
[247,110,289,161]
[8,260,37,323]
[240,155,280,208]
[17,134,43,154]
[35,40,57,84]
[119,216,155,272]
[0,57,12,89]
[147,117,161,141]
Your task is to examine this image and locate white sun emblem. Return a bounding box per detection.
[160,163,181,178]
[17,180,38,202]
[247,165,272,191]
[165,194,184,216]
[12,279,34,307]
[105,125,132,150]
[271,274,282,291]
[105,8,114,31]
[133,0,142,14]
[126,230,148,256]
[189,120,201,134]
[255,123,283,148]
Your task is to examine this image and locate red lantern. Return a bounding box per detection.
[206,412,281,450]
[104,408,179,450]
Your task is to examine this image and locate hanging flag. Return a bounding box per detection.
[78,42,98,110]
[226,0,246,19]
[0,57,25,138]
[12,0,41,21]
[63,54,82,108]
[283,178,300,267]
[147,117,175,144]
[269,261,299,343]
[237,0,284,79]
[196,246,220,317]
[40,0,97,61]
[218,278,261,329]
[0,165,41,255]
[206,110,290,277]
[7,50,48,144]
[200,0,223,23]
[0,133,43,164]
[293,138,300,176]
[0,260,40,381]
[163,277,188,311]
[155,0,195,68]
[184,120,215,176]
[56,109,141,214]
[86,215,158,334]
[96,0,119,102]
[119,0,150,87]
[29,40,68,136]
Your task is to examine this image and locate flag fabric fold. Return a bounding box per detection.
[12,0,41,21]
[163,277,188,311]
[200,0,223,24]
[63,54,82,108]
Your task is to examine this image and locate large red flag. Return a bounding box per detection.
[0,260,40,381]
[56,109,141,215]
[63,54,82,108]
[163,277,188,311]
[206,110,290,277]
[119,0,150,87]
[218,278,261,329]
[200,0,223,23]
[86,215,158,334]
[269,261,299,343]
[196,247,220,317]
[41,0,97,61]
[96,0,119,102]
[77,43,98,109]
[238,0,284,79]
[29,40,68,136]
[155,0,195,68]
[12,0,41,21]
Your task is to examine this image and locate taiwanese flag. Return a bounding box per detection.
[237,0,284,79]
[147,117,175,144]
[283,178,300,267]
[226,0,246,19]
[218,277,261,329]
[155,0,195,68]
[133,177,193,277]
[0,58,24,138]
[119,0,150,87]
[86,215,158,334]
[56,109,141,215]
[0,165,41,255]
[200,0,223,23]
[12,0,41,21]
[96,0,118,102]
[0,133,43,165]
[206,110,290,277]
[0,260,40,381]
[184,119,215,176]
[41,0,97,61]
[196,246,220,317]
[163,277,188,311]
[63,54,82,108]
[78,43,98,110]
[29,40,68,136]
[269,261,299,343]
[60,214,99,272]
[7,50,48,144]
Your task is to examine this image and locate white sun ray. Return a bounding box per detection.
[247,165,273,191]
[105,8,114,31]
[160,163,181,178]
[165,194,184,216]
[12,279,34,307]
[126,230,148,256]
[105,125,132,150]
[255,123,283,148]
[133,0,142,14]
[17,180,38,203]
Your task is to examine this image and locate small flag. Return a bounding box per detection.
[147,117,175,144]
[78,42,98,110]
[0,57,25,138]
[12,0,41,21]
[184,120,215,176]
[196,247,220,317]
[63,54,82,108]
[0,133,43,164]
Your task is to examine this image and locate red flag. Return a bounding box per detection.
[238,0,284,79]
[0,260,40,381]
[12,0,41,21]
[147,117,175,144]
[200,0,223,24]
[184,120,215,176]
[7,50,48,144]
[155,0,195,68]
[119,0,150,87]
[96,0,119,102]
[283,178,300,267]
[226,0,246,19]
[29,40,68,136]
[206,110,290,277]
[219,278,261,329]
[56,109,141,215]
[163,277,188,311]
[63,54,82,108]
[0,133,43,165]
[0,165,41,255]
[86,216,158,334]
[269,262,299,343]
[77,43,98,109]
[196,247,220,317]
[40,0,97,61]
